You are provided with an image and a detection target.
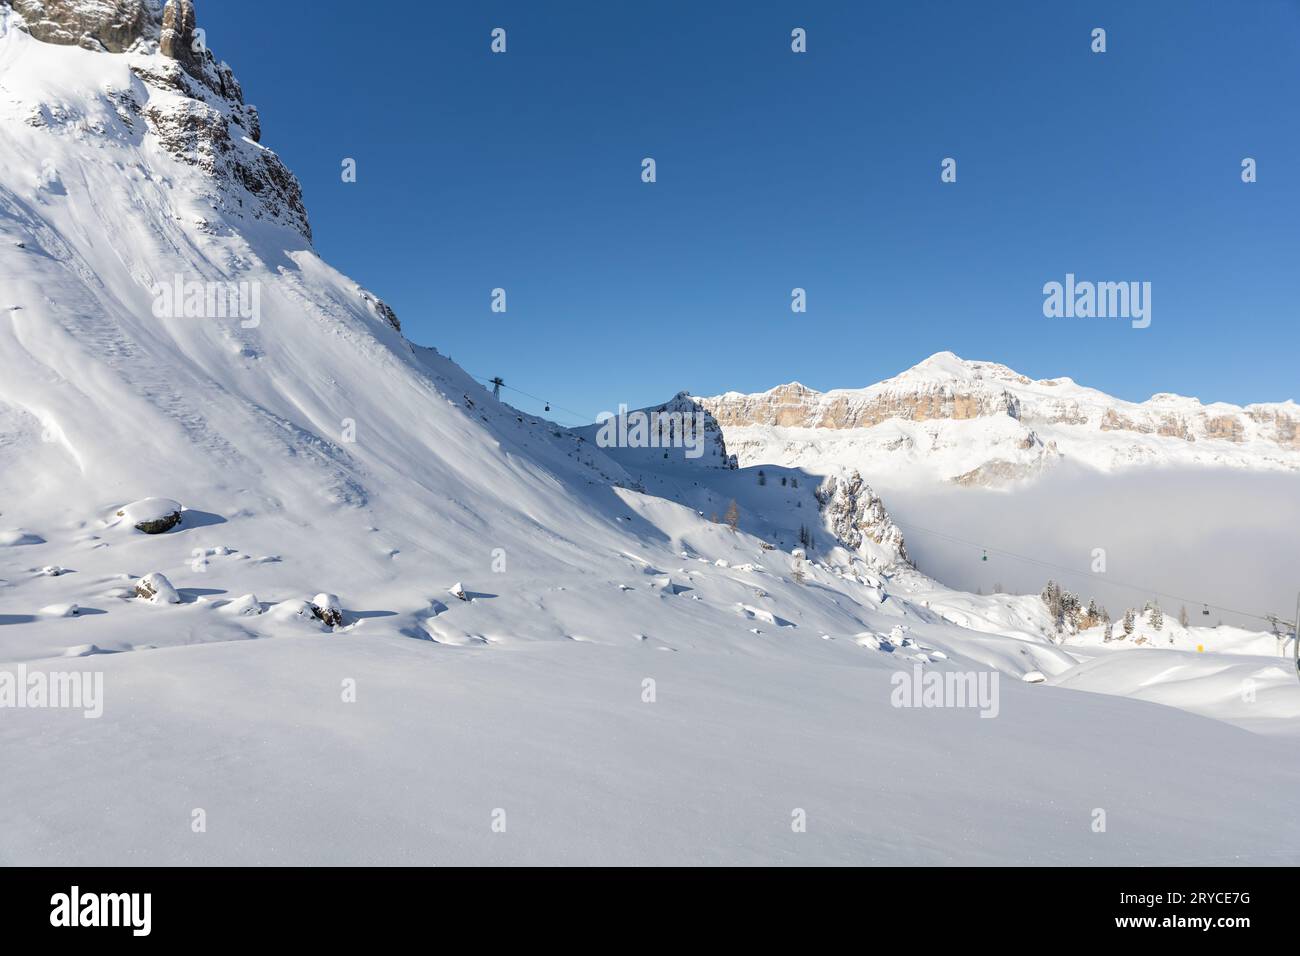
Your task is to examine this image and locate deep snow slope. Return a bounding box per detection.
[2,3,1299,866]
[691,351,1300,485]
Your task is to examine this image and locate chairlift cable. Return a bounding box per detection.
[465,372,597,425]
[892,518,1292,627]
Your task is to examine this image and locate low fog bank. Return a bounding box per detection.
[875,464,1300,633]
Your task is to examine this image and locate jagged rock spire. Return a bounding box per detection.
[158,0,197,69]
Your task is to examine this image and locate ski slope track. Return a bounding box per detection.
[0,2,1297,865]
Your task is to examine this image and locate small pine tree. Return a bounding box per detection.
[792,562,806,585]
[757,470,766,486]
[1060,590,1081,633]
[1103,610,1113,642]
[1149,603,1163,631]
[1041,581,1065,630]
[1122,608,1136,636]
[724,500,739,532]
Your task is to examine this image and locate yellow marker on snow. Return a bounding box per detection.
[1197,644,1204,653]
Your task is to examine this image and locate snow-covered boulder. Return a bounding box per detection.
[650,576,690,596]
[39,602,80,617]
[310,593,343,627]
[448,582,469,602]
[63,644,105,657]
[0,528,44,547]
[219,593,263,617]
[134,572,180,604]
[114,497,182,534]
[267,599,321,625]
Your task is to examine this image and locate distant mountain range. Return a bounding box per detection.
[680,351,1300,485]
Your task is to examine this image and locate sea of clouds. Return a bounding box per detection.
[876,464,1300,631]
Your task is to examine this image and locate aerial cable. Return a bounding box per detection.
[893,518,1293,627]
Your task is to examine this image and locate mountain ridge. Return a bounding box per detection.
[680,351,1300,484]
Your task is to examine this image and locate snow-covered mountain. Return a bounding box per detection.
[689,351,1300,485]
[2,1,1298,866]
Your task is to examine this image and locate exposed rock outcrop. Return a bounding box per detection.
[647,393,738,468]
[11,0,310,240]
[157,0,195,69]
[10,0,161,53]
[952,458,1045,487]
[310,592,343,627]
[359,289,402,333]
[700,380,1019,430]
[1248,407,1300,449]
[815,470,910,567]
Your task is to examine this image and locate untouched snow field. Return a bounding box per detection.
[1,7,1298,865]
[7,632,1300,866]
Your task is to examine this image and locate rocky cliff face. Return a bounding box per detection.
[700,353,1298,448]
[7,0,309,240]
[701,378,1020,430]
[691,352,1300,483]
[815,469,910,567]
[9,0,161,52]
[649,392,738,468]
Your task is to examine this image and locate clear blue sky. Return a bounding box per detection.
[200,0,1299,424]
